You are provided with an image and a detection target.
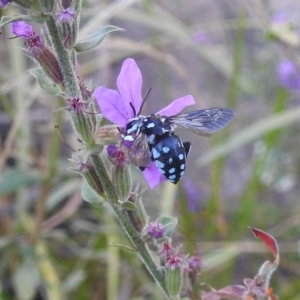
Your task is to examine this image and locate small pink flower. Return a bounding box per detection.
[94,58,196,188]
[165,254,185,270]
[159,242,174,258]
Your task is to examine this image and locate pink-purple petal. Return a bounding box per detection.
[11,21,33,36]
[94,86,128,127]
[143,163,166,189]
[117,58,143,118]
[156,95,196,116]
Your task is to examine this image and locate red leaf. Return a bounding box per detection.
[250,227,278,258]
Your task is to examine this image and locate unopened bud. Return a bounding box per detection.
[166,265,183,297]
[68,98,96,146]
[78,161,105,197]
[35,46,64,85]
[61,0,72,9]
[57,7,78,49]
[111,165,132,201]
[95,126,120,145]
[126,190,147,232]
[78,77,93,101]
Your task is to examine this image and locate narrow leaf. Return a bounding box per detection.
[75,25,125,52]
[0,169,43,197]
[250,227,278,259]
[0,15,44,28]
[81,180,104,206]
[29,68,62,96]
[13,261,40,300]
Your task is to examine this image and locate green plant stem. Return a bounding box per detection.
[45,16,80,97]
[90,155,169,298]
[45,15,169,298]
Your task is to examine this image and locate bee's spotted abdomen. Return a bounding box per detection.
[152,135,191,184]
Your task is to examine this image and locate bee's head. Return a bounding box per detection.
[123,116,145,141]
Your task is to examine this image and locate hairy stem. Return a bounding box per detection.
[90,155,169,297]
[45,16,80,97]
[45,14,169,298]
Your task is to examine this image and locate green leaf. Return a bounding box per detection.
[13,260,41,300]
[158,215,178,237]
[0,15,44,28]
[75,25,124,53]
[29,68,62,96]
[81,180,104,206]
[0,169,43,197]
[120,201,137,211]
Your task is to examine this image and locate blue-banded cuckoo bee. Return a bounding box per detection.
[122,105,235,184]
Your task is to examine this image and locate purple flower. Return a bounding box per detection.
[11,21,43,54]
[57,7,76,23]
[94,58,196,188]
[0,0,10,8]
[277,60,300,90]
[147,222,165,239]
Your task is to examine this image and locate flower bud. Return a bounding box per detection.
[34,46,64,85]
[79,161,105,197]
[125,189,147,232]
[10,21,64,86]
[61,0,72,9]
[95,126,120,145]
[57,7,78,49]
[78,77,93,101]
[166,264,183,297]
[111,165,132,201]
[68,98,96,146]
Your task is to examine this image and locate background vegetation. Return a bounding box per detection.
[0,0,300,299]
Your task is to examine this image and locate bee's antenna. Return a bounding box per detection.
[129,102,137,117]
[137,87,152,116]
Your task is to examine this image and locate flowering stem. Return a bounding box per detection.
[44,14,169,298]
[90,155,169,297]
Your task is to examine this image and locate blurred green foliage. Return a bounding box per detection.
[1,0,300,299]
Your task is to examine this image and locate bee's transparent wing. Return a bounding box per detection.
[168,108,235,136]
[128,133,152,167]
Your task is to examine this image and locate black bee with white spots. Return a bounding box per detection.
[123,108,235,184]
